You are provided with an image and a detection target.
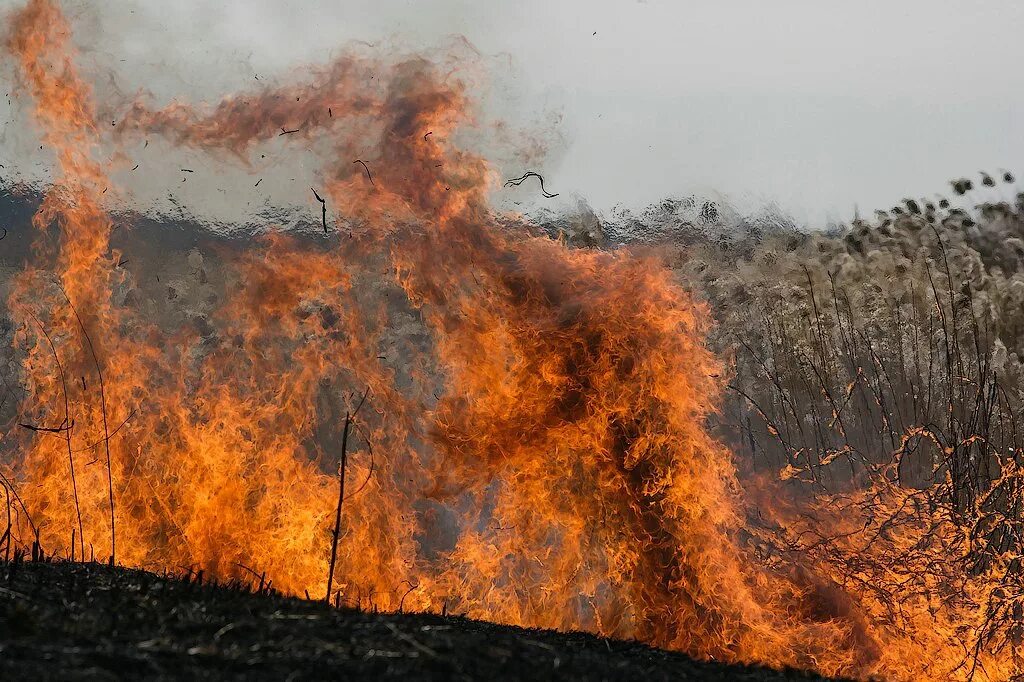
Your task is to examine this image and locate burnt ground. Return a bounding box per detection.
[0,560,842,681]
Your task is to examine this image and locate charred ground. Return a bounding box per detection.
[0,559,836,681]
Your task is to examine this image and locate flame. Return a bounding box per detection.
[1,2,1019,679]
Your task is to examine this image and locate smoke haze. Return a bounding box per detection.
[1,0,1021,225]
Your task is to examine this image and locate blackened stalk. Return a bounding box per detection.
[325,410,351,604]
[325,387,370,604]
[311,188,327,234]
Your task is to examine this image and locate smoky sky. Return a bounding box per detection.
[1,0,1022,226]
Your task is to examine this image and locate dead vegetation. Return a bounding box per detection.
[661,173,1024,676]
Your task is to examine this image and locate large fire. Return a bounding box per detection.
[1,2,1019,680]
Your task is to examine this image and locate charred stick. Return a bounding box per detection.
[18,420,73,433]
[325,410,352,603]
[311,188,327,234]
[325,387,371,603]
[353,159,374,185]
[504,171,559,198]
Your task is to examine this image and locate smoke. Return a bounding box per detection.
[6,0,1021,229]
[0,0,567,231]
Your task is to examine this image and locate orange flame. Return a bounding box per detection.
[1,2,1018,679]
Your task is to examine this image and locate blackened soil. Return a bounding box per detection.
[0,560,838,681]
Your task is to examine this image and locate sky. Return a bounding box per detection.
[1,0,1022,226]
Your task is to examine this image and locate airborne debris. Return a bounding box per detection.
[311,187,327,233]
[353,159,374,185]
[19,419,74,434]
[504,171,559,198]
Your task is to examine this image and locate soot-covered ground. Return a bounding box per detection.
[0,560,841,681]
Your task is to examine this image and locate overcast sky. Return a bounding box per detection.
[2,0,1023,226]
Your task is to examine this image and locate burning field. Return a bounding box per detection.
[2,1,1024,680]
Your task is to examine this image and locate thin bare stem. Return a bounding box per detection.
[57,286,115,565]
